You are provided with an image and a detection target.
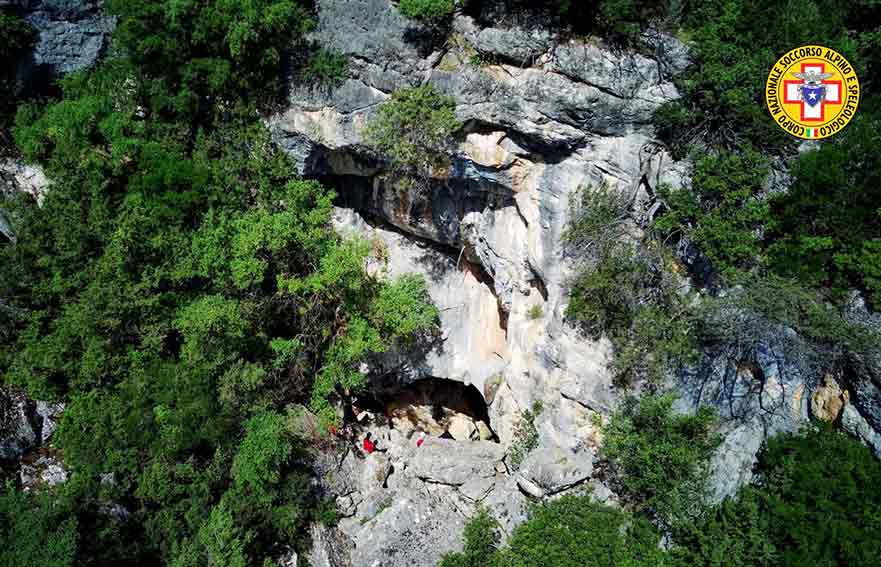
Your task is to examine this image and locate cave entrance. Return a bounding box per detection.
[378,377,497,443]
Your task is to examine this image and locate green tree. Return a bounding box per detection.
[767,114,881,305]
[602,394,721,526]
[107,0,314,119]
[656,149,770,279]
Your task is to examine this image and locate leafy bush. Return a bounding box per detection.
[0,483,78,567]
[508,400,543,470]
[398,0,455,23]
[565,184,699,384]
[299,47,348,87]
[438,508,500,567]
[563,183,632,258]
[671,426,881,567]
[439,495,667,567]
[656,149,770,280]
[602,394,721,526]
[364,84,460,173]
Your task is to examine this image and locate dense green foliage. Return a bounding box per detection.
[655,0,878,153]
[656,150,770,278]
[766,117,881,303]
[672,426,881,567]
[398,0,455,23]
[447,424,881,567]
[653,0,881,306]
[439,495,668,567]
[0,483,78,567]
[0,0,437,564]
[0,9,33,149]
[299,47,349,87]
[565,184,699,384]
[3,0,881,565]
[364,84,460,173]
[107,0,313,120]
[602,394,721,525]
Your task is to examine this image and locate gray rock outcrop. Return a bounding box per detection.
[4,0,115,91]
[515,446,594,498]
[0,386,39,461]
[0,385,63,463]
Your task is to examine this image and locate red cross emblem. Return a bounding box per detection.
[783,63,842,122]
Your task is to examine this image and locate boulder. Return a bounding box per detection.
[515,447,594,498]
[20,453,68,490]
[407,438,504,486]
[811,374,848,422]
[447,414,477,441]
[35,400,64,443]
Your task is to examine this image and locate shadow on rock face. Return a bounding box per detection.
[382,377,496,442]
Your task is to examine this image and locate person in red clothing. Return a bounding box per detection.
[362,432,376,454]
[416,430,426,448]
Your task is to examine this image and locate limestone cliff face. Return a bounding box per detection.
[269,3,881,565]
[270,1,688,564]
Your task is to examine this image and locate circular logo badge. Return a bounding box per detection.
[765,45,860,140]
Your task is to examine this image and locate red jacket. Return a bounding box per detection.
[363,438,375,454]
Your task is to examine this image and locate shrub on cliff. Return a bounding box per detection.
[565,184,699,384]
[299,47,349,87]
[398,0,455,23]
[364,84,460,173]
[602,394,721,526]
